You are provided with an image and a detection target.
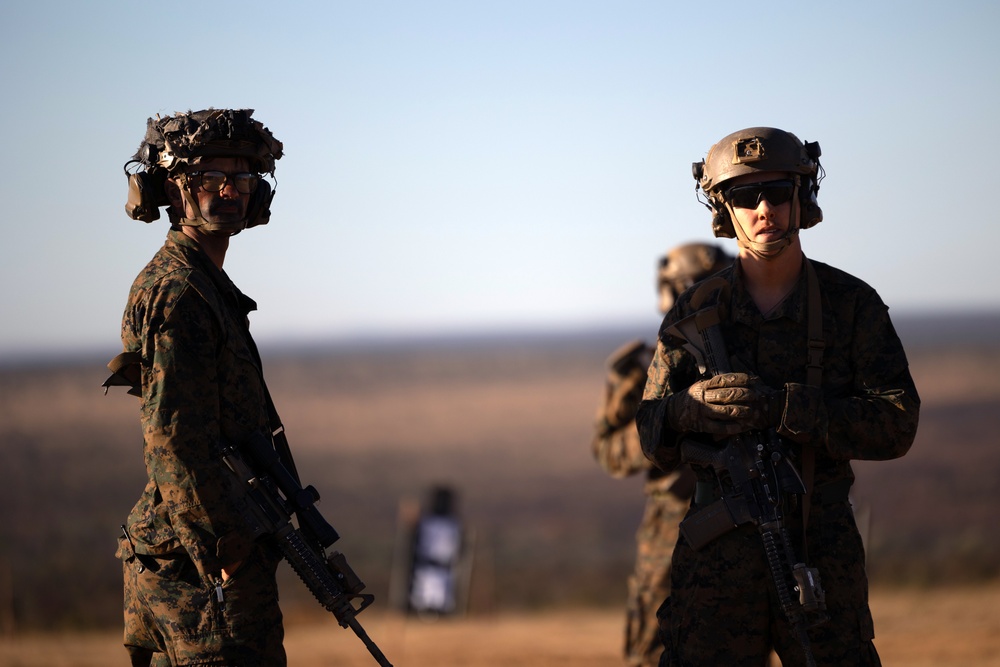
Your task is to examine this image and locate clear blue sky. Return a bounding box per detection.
[1,1,997,358]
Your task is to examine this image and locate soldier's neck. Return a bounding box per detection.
[182,225,230,269]
[738,240,803,316]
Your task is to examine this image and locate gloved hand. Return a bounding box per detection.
[667,373,779,435]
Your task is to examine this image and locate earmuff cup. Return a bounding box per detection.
[125,171,168,223]
[245,180,275,228]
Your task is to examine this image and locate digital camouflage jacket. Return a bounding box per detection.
[120,228,266,581]
[637,257,920,493]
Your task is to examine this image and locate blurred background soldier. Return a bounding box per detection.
[591,242,732,667]
[107,109,286,666]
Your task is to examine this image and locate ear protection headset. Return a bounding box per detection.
[244,179,275,228]
[124,166,168,223]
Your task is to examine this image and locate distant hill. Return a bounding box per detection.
[1,309,997,369]
[891,310,1000,347]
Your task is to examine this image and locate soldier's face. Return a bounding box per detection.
[726,171,793,245]
[172,157,254,226]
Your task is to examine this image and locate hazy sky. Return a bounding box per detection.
[1,1,997,359]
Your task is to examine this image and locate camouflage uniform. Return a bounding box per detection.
[115,228,285,666]
[637,259,920,666]
[593,341,695,667]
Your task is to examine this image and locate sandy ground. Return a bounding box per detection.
[2,584,999,667]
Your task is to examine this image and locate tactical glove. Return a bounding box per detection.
[667,373,775,435]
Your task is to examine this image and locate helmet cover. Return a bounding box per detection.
[133,108,282,176]
[657,242,734,313]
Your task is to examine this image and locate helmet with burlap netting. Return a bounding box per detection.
[124,108,282,232]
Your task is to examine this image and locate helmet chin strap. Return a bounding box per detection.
[725,180,802,260]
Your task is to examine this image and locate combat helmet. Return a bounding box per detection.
[692,127,823,258]
[124,108,283,233]
[657,242,734,313]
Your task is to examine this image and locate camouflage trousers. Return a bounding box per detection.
[658,501,879,667]
[624,491,687,667]
[119,537,285,666]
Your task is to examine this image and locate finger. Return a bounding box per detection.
[702,403,753,419]
[704,387,755,405]
[704,373,750,389]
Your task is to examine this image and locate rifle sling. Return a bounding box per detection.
[239,339,329,549]
[237,319,303,486]
[263,384,302,486]
[800,258,824,561]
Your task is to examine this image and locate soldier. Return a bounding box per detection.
[636,127,920,665]
[592,242,732,667]
[107,109,287,666]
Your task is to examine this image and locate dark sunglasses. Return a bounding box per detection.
[189,170,260,194]
[725,179,795,209]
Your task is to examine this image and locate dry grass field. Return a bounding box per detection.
[1,314,999,664]
[2,584,1000,666]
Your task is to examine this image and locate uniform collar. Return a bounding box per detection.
[729,258,809,327]
[165,227,257,317]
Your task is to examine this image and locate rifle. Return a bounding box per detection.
[666,278,826,667]
[222,432,393,667]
